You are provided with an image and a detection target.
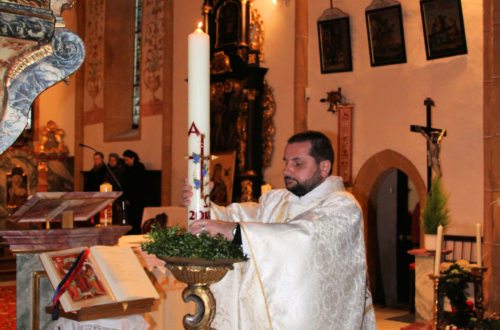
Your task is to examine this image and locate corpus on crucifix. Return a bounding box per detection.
[410,97,447,191]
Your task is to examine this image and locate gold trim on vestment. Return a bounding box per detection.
[240,224,274,329]
[274,198,289,223]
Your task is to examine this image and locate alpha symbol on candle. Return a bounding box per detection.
[188,122,201,136]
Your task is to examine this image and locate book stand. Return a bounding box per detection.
[0,191,132,329]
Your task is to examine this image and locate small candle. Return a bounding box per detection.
[99,182,113,226]
[476,223,482,267]
[100,182,113,192]
[434,225,443,275]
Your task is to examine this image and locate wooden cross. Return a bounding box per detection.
[410,97,447,192]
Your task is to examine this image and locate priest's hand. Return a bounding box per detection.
[181,179,193,207]
[190,219,236,241]
[181,179,215,207]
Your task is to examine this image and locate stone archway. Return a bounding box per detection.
[351,149,427,302]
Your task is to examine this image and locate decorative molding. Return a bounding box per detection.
[250,7,264,62]
[3,1,49,8]
[84,0,104,117]
[0,2,55,43]
[34,120,69,158]
[142,0,165,115]
[50,0,76,17]
[211,51,232,75]
[0,28,85,153]
[261,80,275,168]
[6,44,52,84]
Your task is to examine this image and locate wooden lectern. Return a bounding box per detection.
[0,192,140,329]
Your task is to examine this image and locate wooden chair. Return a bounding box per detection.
[442,235,480,264]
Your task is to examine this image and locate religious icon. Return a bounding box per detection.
[420,0,467,60]
[317,8,352,74]
[6,166,28,209]
[365,3,407,66]
[210,151,236,206]
[216,1,241,48]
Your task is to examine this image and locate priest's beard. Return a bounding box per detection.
[284,170,324,197]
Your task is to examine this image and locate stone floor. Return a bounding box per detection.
[375,305,422,330]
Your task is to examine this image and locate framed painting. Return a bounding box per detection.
[6,167,28,209]
[366,4,407,66]
[210,151,236,206]
[317,15,352,73]
[420,0,467,60]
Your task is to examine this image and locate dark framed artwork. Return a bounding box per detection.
[317,16,352,73]
[420,0,467,60]
[366,4,407,66]
[209,151,236,206]
[6,167,28,209]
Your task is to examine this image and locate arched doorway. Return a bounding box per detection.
[352,150,427,307]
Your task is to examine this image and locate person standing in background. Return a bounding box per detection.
[122,149,146,234]
[84,152,107,192]
[106,153,124,191]
[106,152,125,225]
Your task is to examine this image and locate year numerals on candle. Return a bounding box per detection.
[189,210,210,221]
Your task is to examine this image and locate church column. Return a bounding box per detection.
[294,0,308,132]
[483,0,500,311]
[74,0,86,191]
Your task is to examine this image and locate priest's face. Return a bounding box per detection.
[283,141,328,197]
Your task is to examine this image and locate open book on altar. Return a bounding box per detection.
[40,246,159,312]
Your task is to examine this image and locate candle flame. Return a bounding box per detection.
[197,21,203,29]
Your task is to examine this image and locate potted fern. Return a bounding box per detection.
[421,177,450,250]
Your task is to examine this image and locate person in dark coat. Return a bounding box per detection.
[106,153,125,191]
[106,152,126,225]
[122,149,147,234]
[84,152,107,192]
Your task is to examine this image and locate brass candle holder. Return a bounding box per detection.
[429,274,445,330]
[471,266,487,321]
[159,257,241,330]
[430,266,487,330]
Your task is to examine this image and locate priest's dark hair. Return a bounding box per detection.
[287,131,334,175]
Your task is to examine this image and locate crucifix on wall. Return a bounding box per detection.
[410,97,447,192]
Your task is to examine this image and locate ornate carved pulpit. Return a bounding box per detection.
[0,1,125,328]
[0,0,85,153]
[203,0,275,203]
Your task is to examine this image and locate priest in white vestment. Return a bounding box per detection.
[188,131,376,330]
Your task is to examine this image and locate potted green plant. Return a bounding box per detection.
[421,177,450,250]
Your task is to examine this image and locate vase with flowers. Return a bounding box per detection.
[441,260,476,328]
